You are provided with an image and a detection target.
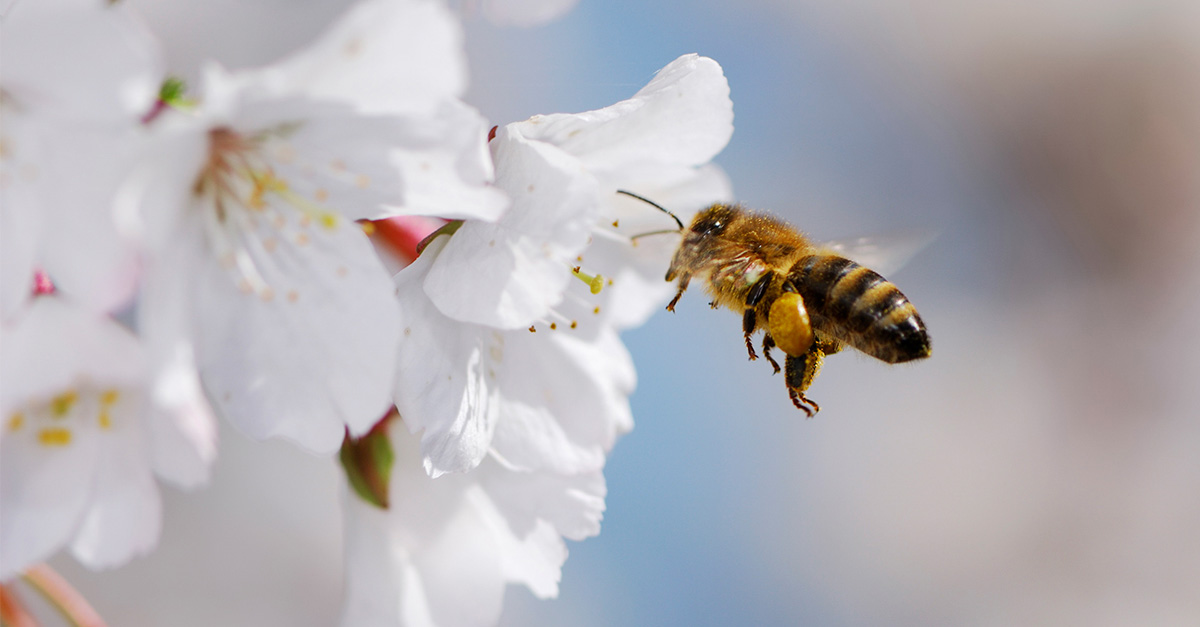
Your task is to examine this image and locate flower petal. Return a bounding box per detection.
[184,205,401,454]
[512,54,734,174]
[488,328,635,474]
[68,419,161,570]
[394,235,498,476]
[1,0,162,123]
[424,127,598,328]
[246,0,468,116]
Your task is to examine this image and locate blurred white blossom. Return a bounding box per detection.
[0,0,161,317]
[0,295,215,580]
[120,0,507,455]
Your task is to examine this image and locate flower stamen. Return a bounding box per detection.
[570,266,605,295]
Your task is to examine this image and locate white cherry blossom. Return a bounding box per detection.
[0,296,215,580]
[0,0,161,317]
[395,54,730,476]
[340,415,608,627]
[395,235,634,477]
[425,53,734,336]
[121,0,507,455]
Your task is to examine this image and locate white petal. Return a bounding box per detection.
[2,0,162,123]
[488,329,634,474]
[480,461,607,543]
[1,298,144,411]
[235,97,506,223]
[512,54,734,174]
[340,424,606,625]
[424,127,598,328]
[146,342,217,488]
[69,419,161,570]
[245,0,467,116]
[0,298,147,578]
[185,208,401,454]
[0,114,43,318]
[341,427,505,627]
[36,126,146,313]
[0,418,99,580]
[394,236,498,475]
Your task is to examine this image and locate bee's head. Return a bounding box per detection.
[663,203,741,282]
[687,203,738,238]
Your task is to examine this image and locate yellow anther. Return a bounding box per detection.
[99,410,112,430]
[100,389,120,406]
[8,412,25,432]
[38,428,72,447]
[360,221,377,235]
[318,212,339,230]
[570,266,605,295]
[50,391,78,417]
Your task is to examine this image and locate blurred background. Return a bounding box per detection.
[48,0,1200,624]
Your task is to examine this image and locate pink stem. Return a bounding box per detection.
[22,564,107,627]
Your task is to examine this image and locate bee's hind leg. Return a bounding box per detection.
[762,334,781,374]
[784,347,826,418]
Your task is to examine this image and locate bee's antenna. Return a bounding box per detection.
[617,190,684,231]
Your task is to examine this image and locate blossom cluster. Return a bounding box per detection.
[0,0,733,624]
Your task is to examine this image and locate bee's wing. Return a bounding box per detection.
[816,229,937,277]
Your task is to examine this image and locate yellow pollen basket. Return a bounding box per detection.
[769,292,815,357]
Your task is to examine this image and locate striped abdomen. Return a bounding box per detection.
[786,255,931,364]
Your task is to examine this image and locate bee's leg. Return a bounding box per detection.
[741,271,775,362]
[666,276,690,312]
[762,334,781,374]
[784,346,826,418]
[743,308,759,360]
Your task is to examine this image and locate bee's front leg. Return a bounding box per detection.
[666,276,690,312]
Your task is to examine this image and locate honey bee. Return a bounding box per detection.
[619,191,932,416]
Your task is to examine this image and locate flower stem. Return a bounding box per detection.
[0,583,37,627]
[20,564,107,627]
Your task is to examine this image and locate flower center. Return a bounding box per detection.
[6,387,125,448]
[193,126,350,300]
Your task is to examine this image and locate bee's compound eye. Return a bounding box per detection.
[769,293,814,357]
